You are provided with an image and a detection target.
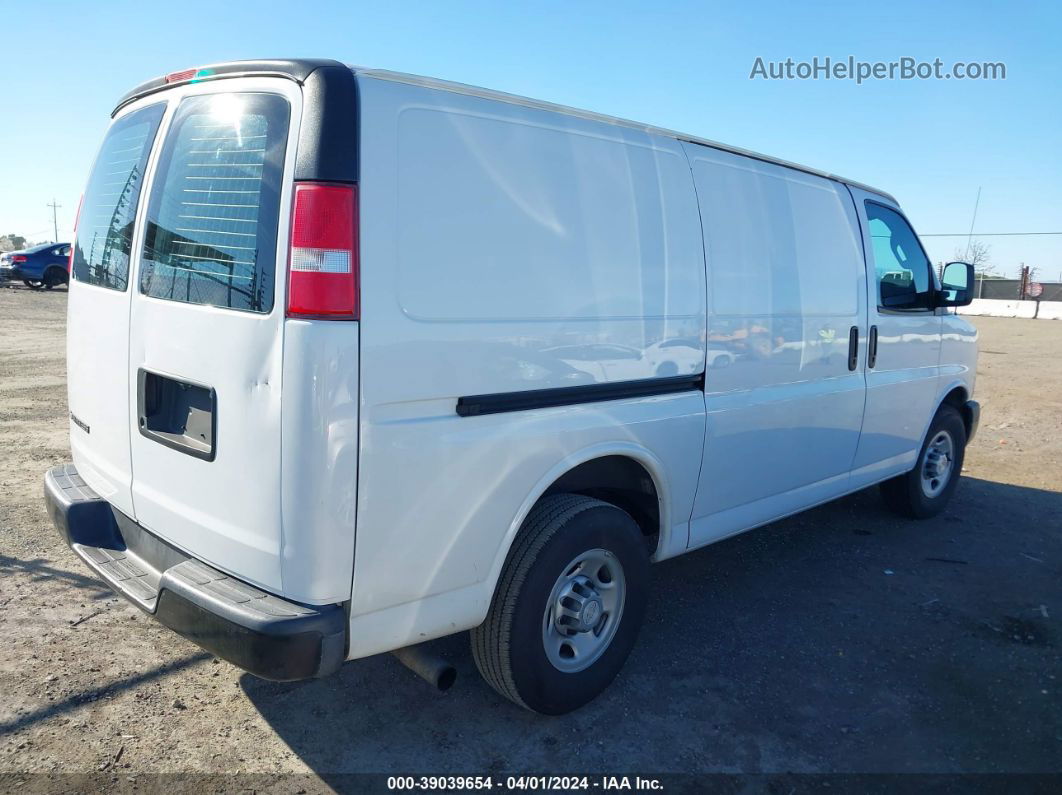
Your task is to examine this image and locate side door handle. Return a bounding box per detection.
[847,326,859,371]
[868,325,879,369]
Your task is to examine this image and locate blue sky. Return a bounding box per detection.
[2,0,1059,277]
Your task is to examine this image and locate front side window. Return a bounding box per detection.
[72,104,165,290]
[865,202,933,310]
[140,93,290,313]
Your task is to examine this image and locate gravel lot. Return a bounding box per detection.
[0,285,1059,785]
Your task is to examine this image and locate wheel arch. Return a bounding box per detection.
[935,381,975,440]
[486,444,673,600]
[542,455,662,553]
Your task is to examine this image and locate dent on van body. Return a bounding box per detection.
[280,320,359,603]
[130,299,288,594]
[349,75,708,639]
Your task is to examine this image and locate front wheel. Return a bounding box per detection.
[881,404,967,519]
[471,494,649,714]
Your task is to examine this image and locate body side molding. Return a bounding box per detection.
[456,373,705,417]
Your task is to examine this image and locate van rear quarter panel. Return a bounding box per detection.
[352,75,707,639]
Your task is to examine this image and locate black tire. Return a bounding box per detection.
[43,268,66,290]
[22,279,43,290]
[471,494,649,714]
[880,404,967,519]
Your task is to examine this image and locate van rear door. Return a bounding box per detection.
[68,102,166,518]
[126,79,300,595]
[69,62,358,604]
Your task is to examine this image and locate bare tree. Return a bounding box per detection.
[0,234,27,253]
[953,240,994,276]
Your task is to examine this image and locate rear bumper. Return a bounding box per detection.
[0,267,24,281]
[44,464,348,681]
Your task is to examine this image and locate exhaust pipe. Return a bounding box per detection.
[392,645,457,691]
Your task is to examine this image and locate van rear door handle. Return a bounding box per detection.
[868,325,879,369]
[137,369,217,461]
[847,326,859,371]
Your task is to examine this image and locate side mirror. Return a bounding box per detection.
[938,261,974,307]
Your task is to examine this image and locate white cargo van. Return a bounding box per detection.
[46,59,980,714]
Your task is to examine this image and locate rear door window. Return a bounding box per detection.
[72,104,165,290]
[139,93,290,313]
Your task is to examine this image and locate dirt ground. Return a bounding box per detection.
[0,285,1059,787]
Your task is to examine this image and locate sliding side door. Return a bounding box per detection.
[684,144,869,547]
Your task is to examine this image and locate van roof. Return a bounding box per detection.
[113,58,896,203]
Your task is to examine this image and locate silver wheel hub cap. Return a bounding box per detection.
[542,549,626,673]
[921,430,954,498]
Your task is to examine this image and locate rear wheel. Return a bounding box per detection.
[471,494,649,714]
[22,279,43,290]
[881,404,967,519]
[43,268,67,289]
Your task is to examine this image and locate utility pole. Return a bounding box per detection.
[46,199,61,242]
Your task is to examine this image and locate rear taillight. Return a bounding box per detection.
[12,255,27,263]
[69,194,82,273]
[286,182,358,319]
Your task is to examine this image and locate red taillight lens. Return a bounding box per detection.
[69,194,82,273]
[286,182,358,319]
[12,255,27,263]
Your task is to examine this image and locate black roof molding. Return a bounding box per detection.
[295,64,358,183]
